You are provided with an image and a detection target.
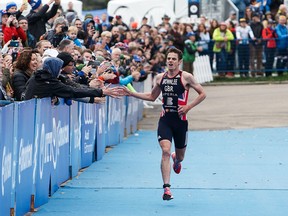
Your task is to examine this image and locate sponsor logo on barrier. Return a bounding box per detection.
[1,146,12,196]
[108,99,121,130]
[34,120,69,180]
[18,139,33,184]
[74,124,80,150]
[84,130,93,153]
[98,107,104,134]
[132,99,138,114]
[84,105,93,125]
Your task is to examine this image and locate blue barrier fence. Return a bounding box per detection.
[0,83,144,216]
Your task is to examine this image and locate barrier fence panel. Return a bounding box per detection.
[34,98,53,208]
[95,103,106,161]
[0,82,144,215]
[80,103,97,168]
[125,96,132,136]
[0,104,14,216]
[133,81,144,122]
[107,97,121,146]
[69,102,81,178]
[14,100,36,216]
[51,99,70,190]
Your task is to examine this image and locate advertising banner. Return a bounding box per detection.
[51,99,70,192]
[95,103,106,161]
[69,102,81,178]
[14,100,36,216]
[34,98,53,208]
[80,103,97,168]
[0,104,14,216]
[125,96,132,136]
[107,97,121,146]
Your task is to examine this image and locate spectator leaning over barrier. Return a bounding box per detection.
[262,19,277,77]
[56,52,104,104]
[12,49,39,100]
[212,22,234,77]
[27,0,60,41]
[23,57,125,101]
[275,15,288,76]
[250,13,264,77]
[236,18,255,77]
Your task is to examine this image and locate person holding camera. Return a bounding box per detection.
[45,16,69,48]
[1,10,26,44]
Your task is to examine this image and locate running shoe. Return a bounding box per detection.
[171,152,181,174]
[162,187,173,201]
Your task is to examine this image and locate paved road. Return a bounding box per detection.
[138,84,288,130]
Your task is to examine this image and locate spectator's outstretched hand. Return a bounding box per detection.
[102,84,126,98]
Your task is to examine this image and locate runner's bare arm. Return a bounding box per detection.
[180,71,206,112]
[124,73,163,101]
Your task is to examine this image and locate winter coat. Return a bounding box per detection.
[183,40,198,62]
[12,69,31,101]
[2,24,26,43]
[275,24,288,50]
[27,4,59,41]
[212,28,234,52]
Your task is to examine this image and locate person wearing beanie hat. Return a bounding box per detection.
[24,57,122,101]
[57,52,75,69]
[5,1,28,20]
[6,2,17,12]
[27,0,60,41]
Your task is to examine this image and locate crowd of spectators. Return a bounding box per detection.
[0,0,288,103]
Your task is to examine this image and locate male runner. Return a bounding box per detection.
[124,47,206,200]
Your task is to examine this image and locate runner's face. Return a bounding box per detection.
[166,52,180,71]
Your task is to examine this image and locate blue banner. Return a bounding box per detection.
[107,97,121,146]
[0,104,14,216]
[80,103,97,168]
[14,100,36,216]
[119,98,126,143]
[69,102,81,178]
[131,97,138,133]
[34,98,53,208]
[51,99,70,193]
[95,103,106,161]
[125,96,132,136]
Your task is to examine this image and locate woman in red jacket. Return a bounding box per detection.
[262,19,277,77]
[1,10,26,44]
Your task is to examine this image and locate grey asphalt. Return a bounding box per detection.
[139,83,288,130]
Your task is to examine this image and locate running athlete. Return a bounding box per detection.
[124,47,206,200]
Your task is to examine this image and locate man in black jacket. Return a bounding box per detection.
[23,57,123,100]
[27,0,60,41]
